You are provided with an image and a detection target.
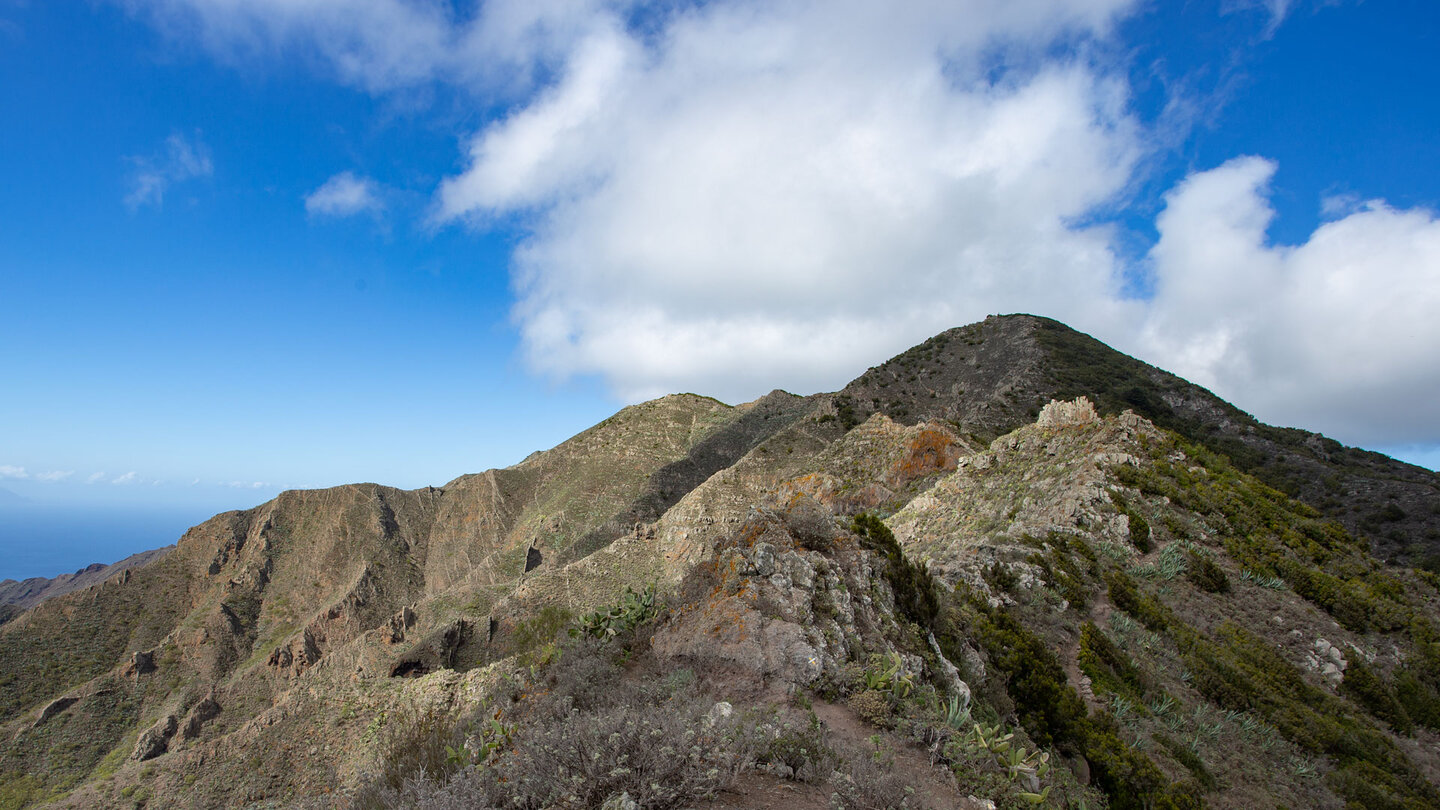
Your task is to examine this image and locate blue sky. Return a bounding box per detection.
[2,0,1439,577]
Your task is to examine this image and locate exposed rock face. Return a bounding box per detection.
[1035,396,1098,428]
[132,714,178,761]
[180,695,221,741]
[122,651,156,679]
[655,501,889,689]
[32,696,78,728]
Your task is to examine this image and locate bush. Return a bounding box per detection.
[827,739,917,810]
[1342,658,1414,736]
[1185,552,1230,594]
[852,513,939,631]
[756,711,838,782]
[847,690,893,729]
[359,641,755,810]
[1104,570,1170,631]
[1077,622,1143,698]
[1152,732,1217,791]
[352,701,469,810]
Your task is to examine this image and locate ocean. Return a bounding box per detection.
[0,504,215,582]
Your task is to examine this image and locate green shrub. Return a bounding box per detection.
[1185,552,1230,594]
[1342,658,1414,735]
[852,513,939,630]
[1152,732,1217,791]
[1078,623,1142,698]
[1105,570,1170,632]
[1109,493,1152,553]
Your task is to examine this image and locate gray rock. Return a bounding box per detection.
[132,714,178,761]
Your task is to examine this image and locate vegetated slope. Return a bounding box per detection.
[884,400,1440,809]
[3,317,1439,810]
[0,394,755,808]
[0,548,173,612]
[332,403,1440,809]
[838,314,1440,564]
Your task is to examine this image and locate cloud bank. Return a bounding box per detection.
[437,1,1145,402]
[1143,157,1440,445]
[124,0,1440,448]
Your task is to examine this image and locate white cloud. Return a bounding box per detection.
[112,471,140,485]
[86,472,106,484]
[1140,157,1440,445]
[125,131,213,210]
[120,0,1440,450]
[121,0,622,93]
[437,0,1144,402]
[226,480,270,489]
[1,466,76,482]
[305,171,384,218]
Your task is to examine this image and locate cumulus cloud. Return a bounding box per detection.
[121,0,1440,449]
[1140,157,1440,444]
[0,465,27,480]
[305,171,384,218]
[34,470,74,482]
[125,131,213,211]
[112,471,140,485]
[437,0,1143,401]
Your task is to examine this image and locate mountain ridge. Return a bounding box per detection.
[2,314,1438,810]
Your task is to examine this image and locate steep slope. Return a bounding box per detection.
[0,394,751,808]
[838,314,1440,563]
[885,400,1440,808]
[323,402,1440,809]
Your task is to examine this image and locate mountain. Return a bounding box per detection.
[0,488,26,506]
[1,315,1437,810]
[0,548,173,613]
[835,315,1440,566]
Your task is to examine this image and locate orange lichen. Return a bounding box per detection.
[887,425,961,485]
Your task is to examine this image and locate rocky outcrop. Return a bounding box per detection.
[655,502,891,689]
[32,696,78,728]
[267,630,322,678]
[132,714,178,761]
[180,695,221,741]
[1035,396,1098,428]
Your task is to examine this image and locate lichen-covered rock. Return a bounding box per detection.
[1036,397,1099,428]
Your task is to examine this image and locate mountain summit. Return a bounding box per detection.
[2,316,1438,809]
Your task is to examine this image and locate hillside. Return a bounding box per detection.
[1,317,1438,810]
[0,549,173,613]
[837,315,1440,565]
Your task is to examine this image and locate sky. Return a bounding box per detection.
[2,0,1439,578]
